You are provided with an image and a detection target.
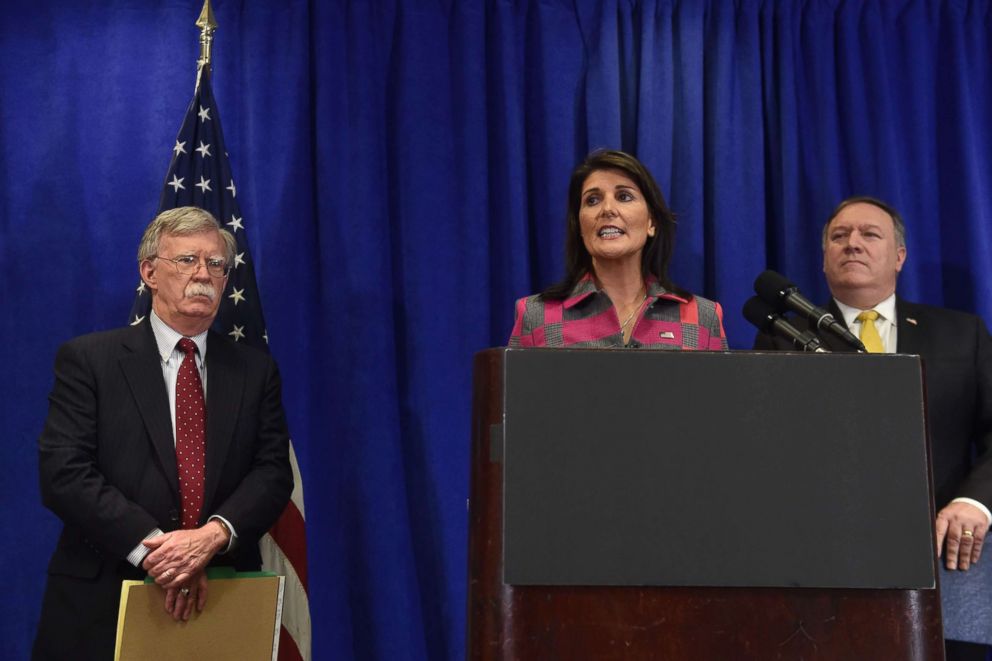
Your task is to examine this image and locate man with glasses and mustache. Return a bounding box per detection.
[33,207,293,660]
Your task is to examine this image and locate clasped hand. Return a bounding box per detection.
[142,521,229,620]
[164,570,208,621]
[142,522,227,587]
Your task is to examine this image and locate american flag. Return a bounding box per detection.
[128,67,311,661]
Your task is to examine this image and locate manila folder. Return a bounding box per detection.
[114,575,285,661]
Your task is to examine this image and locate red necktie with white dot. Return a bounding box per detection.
[175,338,206,529]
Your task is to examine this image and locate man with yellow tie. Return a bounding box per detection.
[754,196,992,661]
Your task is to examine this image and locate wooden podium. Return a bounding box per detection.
[467,348,944,660]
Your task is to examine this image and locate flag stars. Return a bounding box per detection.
[227,215,243,232]
[263,330,269,345]
[131,315,146,326]
[173,140,187,156]
[229,287,246,306]
[198,105,211,122]
[229,325,245,341]
[136,281,147,295]
[227,180,237,197]
[195,176,212,193]
[168,175,185,192]
[195,141,212,158]
[233,252,245,268]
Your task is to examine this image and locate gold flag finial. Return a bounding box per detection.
[195,0,218,74]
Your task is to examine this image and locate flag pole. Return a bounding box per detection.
[195,0,217,83]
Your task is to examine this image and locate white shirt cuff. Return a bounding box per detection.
[208,515,238,553]
[127,529,164,567]
[950,497,992,525]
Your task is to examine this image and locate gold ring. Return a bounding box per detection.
[962,530,975,537]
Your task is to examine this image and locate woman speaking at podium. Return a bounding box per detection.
[508,150,727,350]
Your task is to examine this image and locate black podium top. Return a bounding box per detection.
[502,349,936,589]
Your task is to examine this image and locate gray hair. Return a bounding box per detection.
[821,196,907,250]
[137,206,236,264]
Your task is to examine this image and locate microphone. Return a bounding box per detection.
[753,270,866,352]
[743,296,830,353]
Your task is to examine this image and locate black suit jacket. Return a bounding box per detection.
[754,298,992,511]
[34,320,293,660]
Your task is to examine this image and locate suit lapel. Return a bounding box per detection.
[204,332,244,513]
[119,321,180,500]
[895,298,925,354]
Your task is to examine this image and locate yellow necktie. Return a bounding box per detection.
[856,310,884,353]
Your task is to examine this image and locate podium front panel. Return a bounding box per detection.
[502,349,935,589]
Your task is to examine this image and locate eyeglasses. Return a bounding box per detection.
[152,254,231,277]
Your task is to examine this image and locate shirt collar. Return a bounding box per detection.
[149,310,209,363]
[834,293,897,328]
[562,274,600,308]
[563,273,688,309]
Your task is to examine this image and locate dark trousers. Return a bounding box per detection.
[946,639,992,661]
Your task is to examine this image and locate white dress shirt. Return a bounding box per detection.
[834,294,898,353]
[126,311,237,566]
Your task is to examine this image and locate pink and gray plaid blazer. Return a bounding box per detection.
[508,274,728,350]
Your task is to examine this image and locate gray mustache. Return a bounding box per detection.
[184,283,217,301]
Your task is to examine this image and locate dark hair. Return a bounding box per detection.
[822,196,906,249]
[540,149,687,300]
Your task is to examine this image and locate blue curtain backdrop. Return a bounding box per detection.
[2,0,992,658]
